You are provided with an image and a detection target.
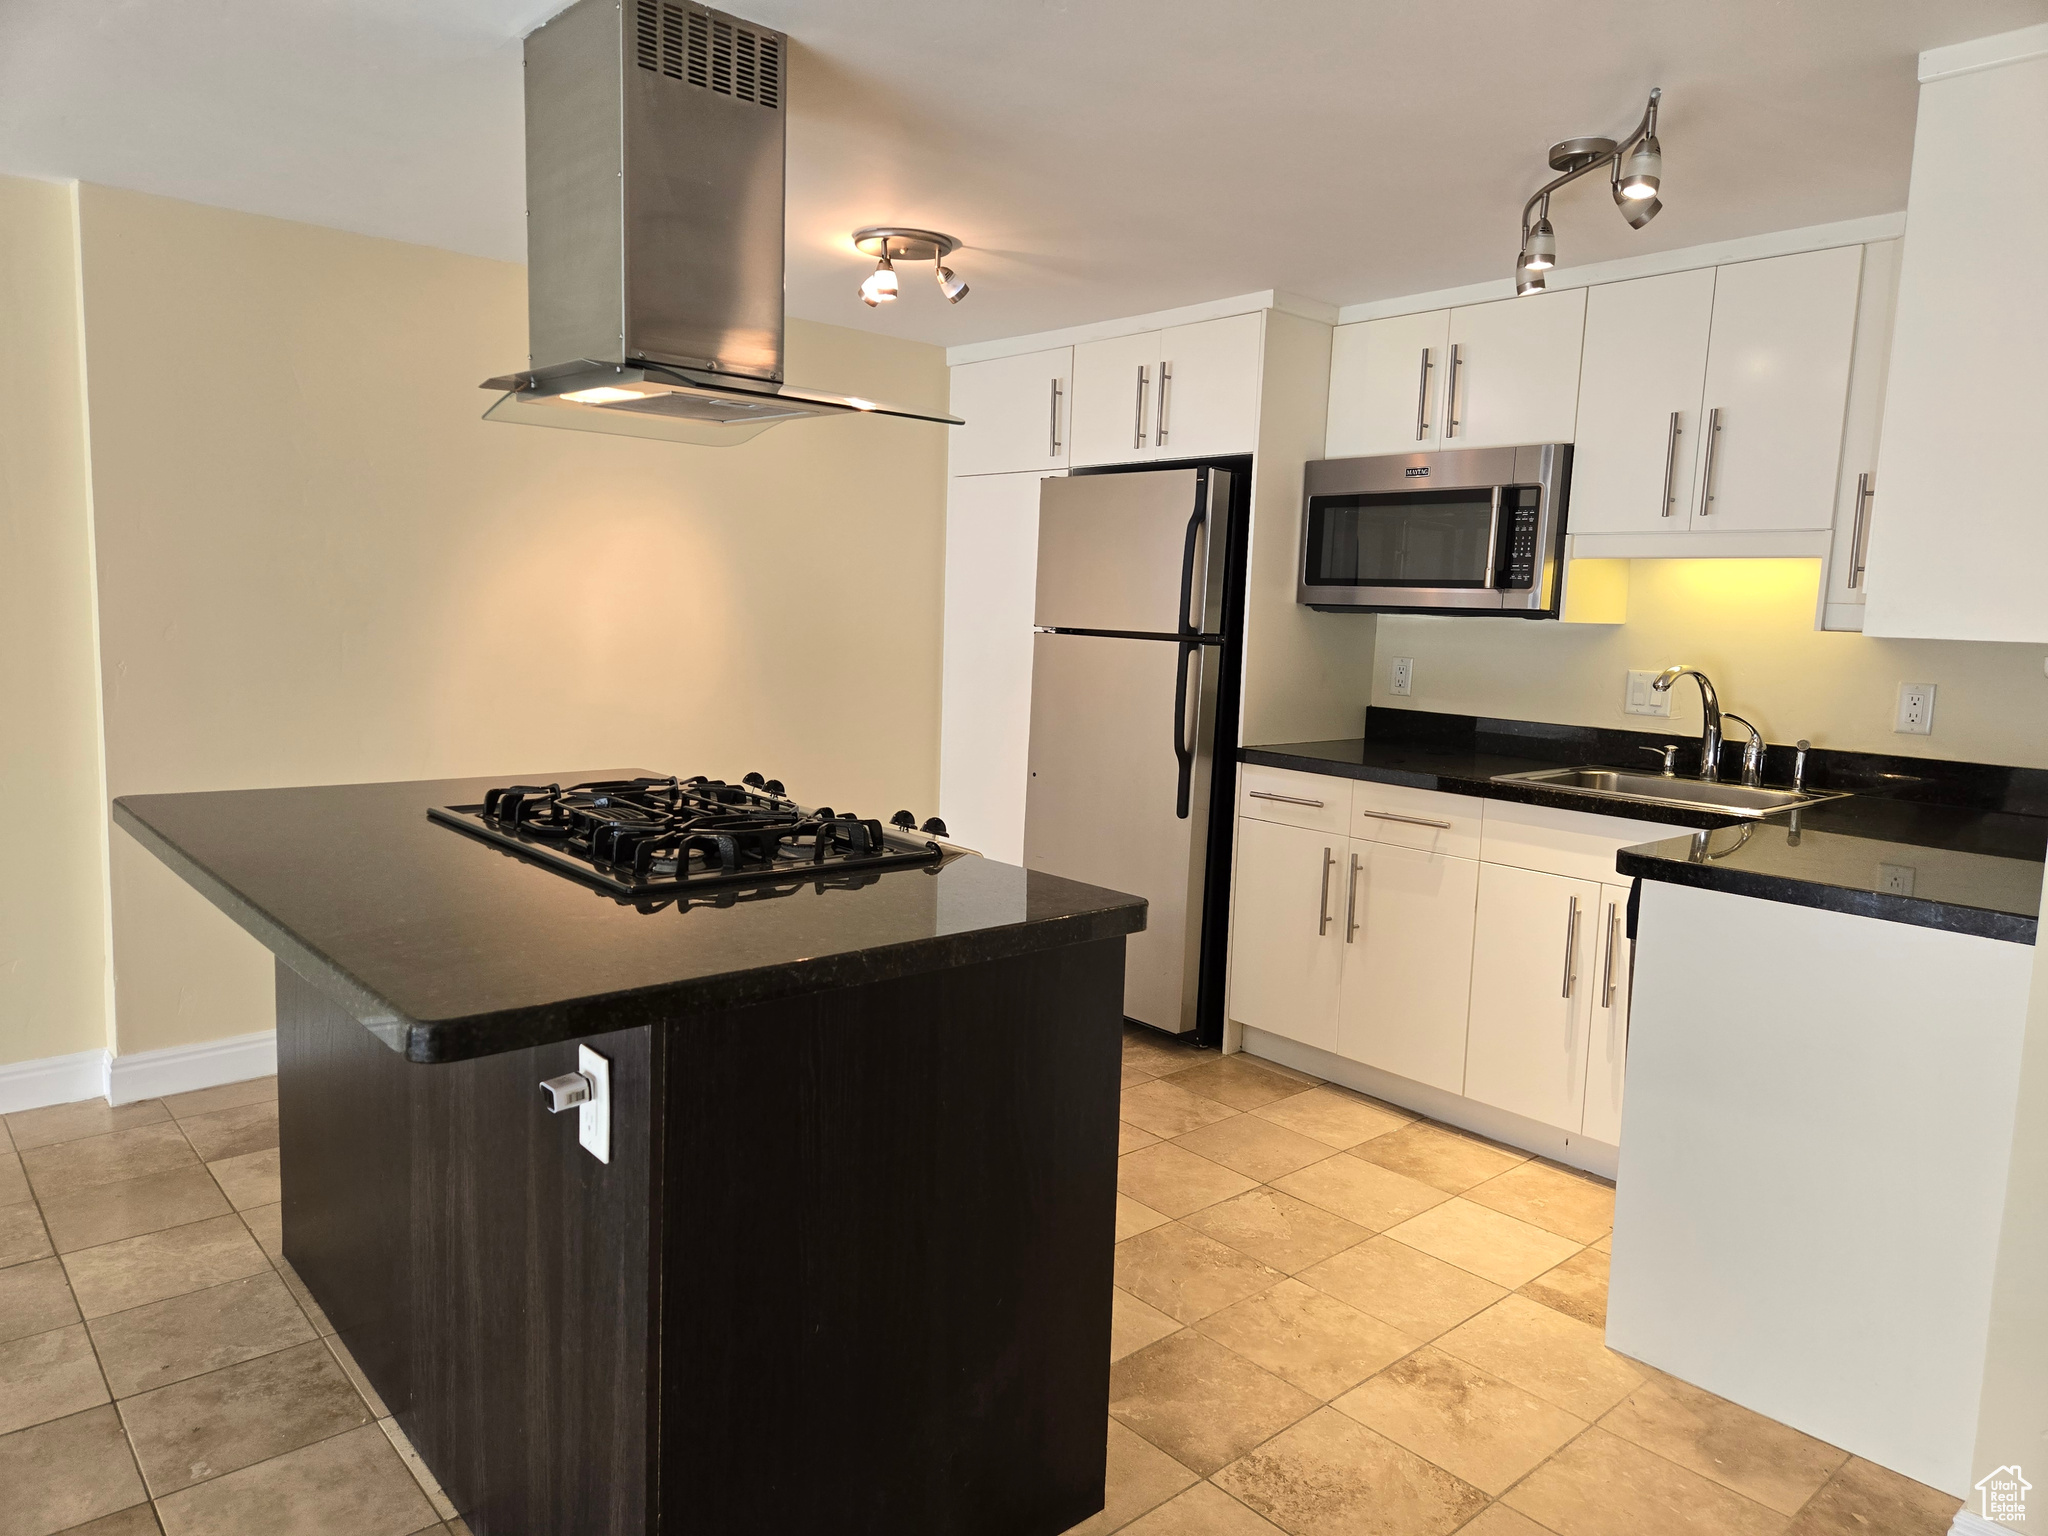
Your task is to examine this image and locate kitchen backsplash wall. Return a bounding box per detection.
[1365,559,2048,768]
[38,183,951,1065]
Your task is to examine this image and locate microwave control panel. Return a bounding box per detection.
[1498,488,1541,590]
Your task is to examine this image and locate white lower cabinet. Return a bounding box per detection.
[1579,882,1633,1144]
[1464,863,1600,1132]
[1227,816,1345,1052]
[1335,840,1478,1093]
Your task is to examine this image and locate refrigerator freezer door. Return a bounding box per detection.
[1035,469,1229,636]
[1024,631,1219,1034]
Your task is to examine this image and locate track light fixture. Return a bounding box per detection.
[853,227,969,309]
[1513,88,1664,293]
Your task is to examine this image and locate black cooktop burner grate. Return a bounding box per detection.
[429,774,950,896]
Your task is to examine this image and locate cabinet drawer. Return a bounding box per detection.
[1239,765,1350,834]
[1351,782,1482,860]
[1479,799,1672,883]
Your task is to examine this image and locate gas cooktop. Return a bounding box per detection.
[429,774,951,898]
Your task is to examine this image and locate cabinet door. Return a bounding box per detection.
[1692,246,1863,532]
[1569,269,1715,533]
[1069,331,1161,467]
[1335,840,1479,1093]
[947,348,1072,477]
[1443,289,1587,449]
[1579,883,1632,1144]
[1464,862,1599,1131]
[1326,310,1449,457]
[939,470,1058,862]
[1156,313,1263,459]
[1821,240,1902,628]
[1228,817,1345,1053]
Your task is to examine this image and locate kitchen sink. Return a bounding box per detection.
[1491,766,1850,819]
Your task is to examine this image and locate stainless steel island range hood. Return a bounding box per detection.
[481,0,959,445]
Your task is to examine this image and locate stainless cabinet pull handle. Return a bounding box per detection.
[1356,809,1453,830]
[1133,366,1150,451]
[1660,411,1681,517]
[1155,361,1172,446]
[1561,895,1580,998]
[1698,406,1722,514]
[1318,847,1334,936]
[1445,342,1463,438]
[1345,851,1362,944]
[1601,901,1619,1007]
[1249,790,1326,808]
[1049,378,1063,457]
[1848,472,1873,590]
[1414,347,1433,440]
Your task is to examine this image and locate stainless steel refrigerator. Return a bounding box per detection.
[1024,466,1239,1038]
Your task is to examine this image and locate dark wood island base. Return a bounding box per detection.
[277,940,1126,1536]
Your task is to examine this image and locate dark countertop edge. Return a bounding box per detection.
[1239,745,1736,832]
[113,800,1147,1064]
[1616,847,2038,946]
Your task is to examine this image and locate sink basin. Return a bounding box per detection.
[1491,766,1849,819]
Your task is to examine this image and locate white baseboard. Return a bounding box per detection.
[1952,1510,2020,1535]
[1240,1027,1620,1181]
[106,1031,277,1106]
[0,1050,109,1116]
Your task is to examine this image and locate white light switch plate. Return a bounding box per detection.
[1389,657,1413,697]
[1895,683,1935,735]
[1624,671,1674,717]
[577,1045,610,1164]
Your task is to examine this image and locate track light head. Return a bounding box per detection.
[1619,134,1661,200]
[1524,216,1556,271]
[858,257,899,307]
[1515,255,1548,296]
[1613,180,1662,228]
[936,262,969,303]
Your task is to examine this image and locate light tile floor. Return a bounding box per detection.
[0,1077,462,1536]
[0,1038,1967,1536]
[1093,1027,1967,1536]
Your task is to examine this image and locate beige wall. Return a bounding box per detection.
[0,176,110,1068]
[72,185,950,1055]
[1355,559,2048,766]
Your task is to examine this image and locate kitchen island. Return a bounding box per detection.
[113,771,1148,1536]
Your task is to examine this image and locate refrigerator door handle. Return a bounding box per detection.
[1172,641,1199,819]
[1177,483,1209,636]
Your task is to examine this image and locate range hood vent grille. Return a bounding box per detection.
[634,0,780,109]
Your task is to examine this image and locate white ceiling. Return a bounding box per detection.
[4,0,2044,349]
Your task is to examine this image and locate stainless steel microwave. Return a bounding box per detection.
[1297,443,1572,617]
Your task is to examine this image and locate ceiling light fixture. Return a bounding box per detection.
[853,227,968,309]
[1513,88,1664,294]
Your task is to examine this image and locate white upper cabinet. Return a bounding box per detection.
[1070,313,1264,467]
[947,347,1071,477]
[1863,39,2048,642]
[1326,309,1450,457]
[1689,246,1863,532]
[1820,240,1902,630]
[1569,268,1716,534]
[1442,288,1588,449]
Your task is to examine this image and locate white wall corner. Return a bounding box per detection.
[104,1030,276,1107]
[1920,23,2048,83]
[0,1050,108,1116]
[1951,1508,2023,1535]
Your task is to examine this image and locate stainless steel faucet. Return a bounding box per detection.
[1652,665,1724,782]
[1722,713,1765,787]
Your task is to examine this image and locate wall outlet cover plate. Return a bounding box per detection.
[1894,683,1936,735]
[577,1044,610,1164]
[1390,657,1413,697]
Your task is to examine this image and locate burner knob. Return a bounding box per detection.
[742,772,765,788]
[764,779,785,796]
[890,810,916,830]
[921,817,949,837]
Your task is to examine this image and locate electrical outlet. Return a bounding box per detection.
[1877,863,1916,896]
[1895,683,1936,735]
[577,1045,611,1164]
[1389,657,1413,697]
[1624,670,1674,717]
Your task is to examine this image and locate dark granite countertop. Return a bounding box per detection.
[1242,710,2045,944]
[113,772,1148,1064]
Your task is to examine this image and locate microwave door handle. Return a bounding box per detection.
[1172,641,1198,819]
[1482,485,1502,590]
